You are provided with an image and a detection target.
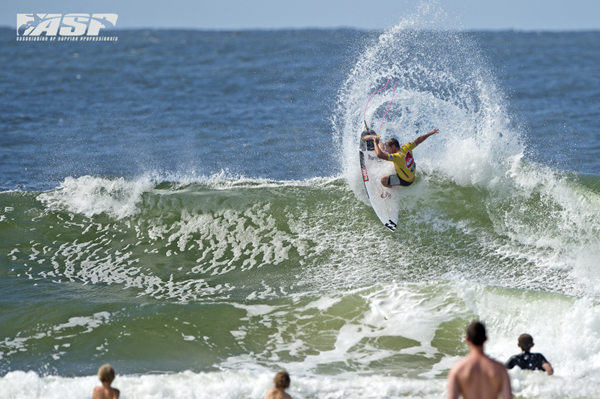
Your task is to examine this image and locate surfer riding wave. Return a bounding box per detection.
[362,128,439,188]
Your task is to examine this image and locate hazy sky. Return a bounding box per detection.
[4,0,600,31]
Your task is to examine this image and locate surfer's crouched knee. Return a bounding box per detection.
[387,174,413,187]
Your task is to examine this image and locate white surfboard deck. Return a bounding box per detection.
[359,136,401,232]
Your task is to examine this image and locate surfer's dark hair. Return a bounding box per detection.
[467,321,487,346]
[385,138,400,148]
[518,334,534,352]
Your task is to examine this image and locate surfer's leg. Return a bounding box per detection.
[383,174,403,188]
[387,173,414,187]
[381,175,392,188]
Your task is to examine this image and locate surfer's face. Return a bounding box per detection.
[385,143,399,153]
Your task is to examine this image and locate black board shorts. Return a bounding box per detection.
[388,173,413,187]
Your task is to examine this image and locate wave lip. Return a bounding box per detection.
[34,173,344,221]
[37,176,156,220]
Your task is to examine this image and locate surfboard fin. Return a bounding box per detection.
[385,220,397,232]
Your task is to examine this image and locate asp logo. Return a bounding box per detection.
[17,14,118,37]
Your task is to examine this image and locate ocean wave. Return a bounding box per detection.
[1,166,599,300]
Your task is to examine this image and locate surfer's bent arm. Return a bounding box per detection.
[362,135,389,160]
[414,128,439,146]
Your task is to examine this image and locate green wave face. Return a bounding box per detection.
[2,170,599,305]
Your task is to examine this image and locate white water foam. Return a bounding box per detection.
[0,369,448,399]
[2,281,600,398]
[457,282,600,381]
[2,367,599,399]
[219,281,600,397]
[37,176,156,220]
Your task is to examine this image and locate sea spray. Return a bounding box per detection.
[333,5,600,298]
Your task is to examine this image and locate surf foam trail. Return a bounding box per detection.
[332,5,600,298]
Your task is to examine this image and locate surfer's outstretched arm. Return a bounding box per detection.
[414,128,439,146]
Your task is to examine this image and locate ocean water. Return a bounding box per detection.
[1,9,600,399]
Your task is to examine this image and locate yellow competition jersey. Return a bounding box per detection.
[388,141,417,181]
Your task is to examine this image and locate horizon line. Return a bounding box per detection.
[3,25,600,33]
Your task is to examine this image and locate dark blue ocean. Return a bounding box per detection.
[1,17,600,399]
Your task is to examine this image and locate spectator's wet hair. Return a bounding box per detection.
[466,321,487,346]
[518,334,534,352]
[98,364,115,384]
[274,370,290,389]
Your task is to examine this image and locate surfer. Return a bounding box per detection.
[362,128,439,188]
[447,321,512,399]
[505,334,553,375]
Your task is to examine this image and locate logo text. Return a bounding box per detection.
[17,14,118,37]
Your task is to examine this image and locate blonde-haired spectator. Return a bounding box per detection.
[93,364,120,399]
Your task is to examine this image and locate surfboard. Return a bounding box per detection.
[359,132,401,232]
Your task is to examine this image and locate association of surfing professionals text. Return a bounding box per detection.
[16,14,119,41]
